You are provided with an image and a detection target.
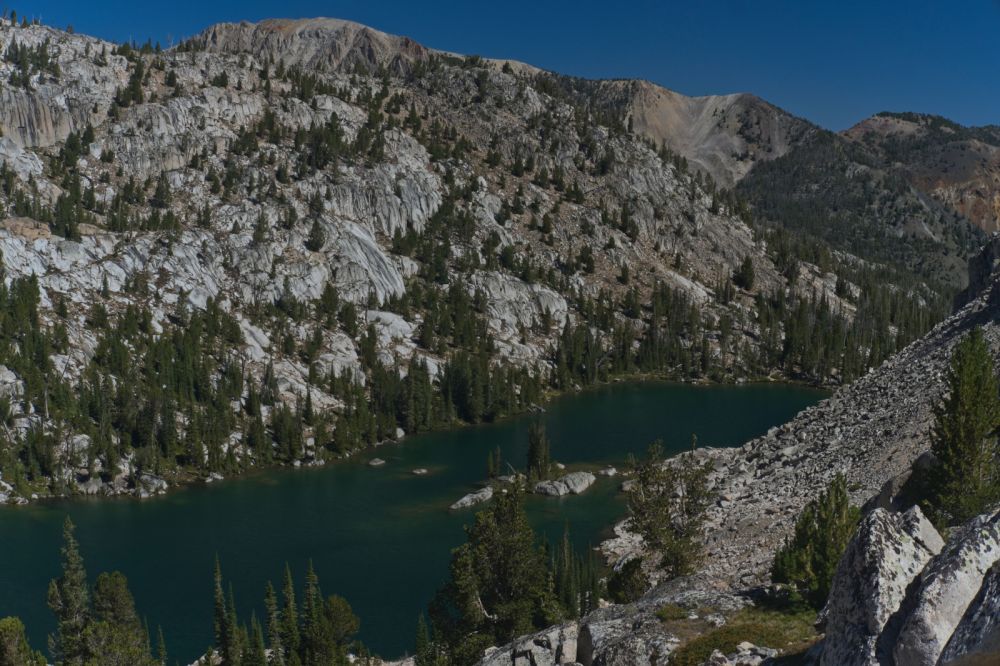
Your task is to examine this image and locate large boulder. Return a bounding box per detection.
[893,507,1000,666]
[535,472,596,497]
[450,486,493,510]
[818,506,943,666]
[940,563,1000,665]
[476,622,579,666]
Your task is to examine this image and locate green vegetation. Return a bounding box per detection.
[626,439,714,580]
[771,474,860,609]
[4,519,372,666]
[427,484,602,665]
[606,558,648,604]
[668,606,818,666]
[0,616,46,666]
[925,326,1000,526]
[44,518,159,665]
[655,603,689,622]
[526,422,552,481]
[737,129,981,290]
[4,37,59,88]
[428,484,560,662]
[213,561,365,666]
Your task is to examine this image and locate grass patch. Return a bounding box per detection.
[656,603,689,622]
[669,607,818,666]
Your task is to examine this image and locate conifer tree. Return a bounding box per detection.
[263,581,284,664]
[0,616,45,665]
[414,614,432,666]
[281,565,300,658]
[526,422,551,481]
[771,473,859,608]
[429,484,560,663]
[626,438,714,580]
[47,518,90,665]
[927,327,1000,525]
[305,218,327,252]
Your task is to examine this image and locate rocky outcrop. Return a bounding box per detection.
[534,472,596,497]
[474,582,746,666]
[450,486,493,510]
[844,113,1000,234]
[817,506,943,666]
[478,622,579,666]
[956,233,1000,307]
[605,80,816,188]
[813,506,1000,666]
[893,507,1000,666]
[191,18,431,75]
[940,563,1000,665]
[599,265,1000,590]
[703,643,777,666]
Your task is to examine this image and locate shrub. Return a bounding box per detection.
[606,558,647,604]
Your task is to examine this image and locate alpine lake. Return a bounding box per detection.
[0,381,826,662]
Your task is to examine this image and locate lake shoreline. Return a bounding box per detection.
[0,373,829,508]
[0,380,826,661]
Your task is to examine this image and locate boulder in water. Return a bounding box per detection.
[450,486,493,510]
[534,471,596,497]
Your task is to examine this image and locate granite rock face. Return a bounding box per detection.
[474,582,747,666]
[893,508,1000,666]
[817,506,944,666]
[940,563,1000,665]
[811,505,1000,666]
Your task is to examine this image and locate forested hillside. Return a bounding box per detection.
[0,16,954,505]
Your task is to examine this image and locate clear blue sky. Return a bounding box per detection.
[18,0,999,130]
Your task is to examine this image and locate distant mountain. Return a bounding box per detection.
[844,111,1000,233]
[737,126,983,290]
[591,79,816,188]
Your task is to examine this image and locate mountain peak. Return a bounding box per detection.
[189,16,432,74]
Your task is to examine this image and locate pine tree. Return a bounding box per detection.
[414,614,432,666]
[733,256,755,290]
[626,438,714,580]
[927,327,1000,525]
[150,173,171,208]
[526,422,551,481]
[429,484,561,663]
[47,517,90,665]
[305,218,327,252]
[771,473,860,608]
[263,581,285,664]
[212,557,229,659]
[0,616,45,665]
[246,615,268,666]
[280,565,300,658]
[87,572,157,665]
